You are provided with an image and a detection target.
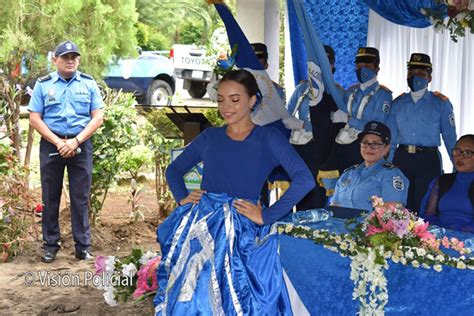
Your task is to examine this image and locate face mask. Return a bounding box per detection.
[356,67,376,83]
[407,75,428,92]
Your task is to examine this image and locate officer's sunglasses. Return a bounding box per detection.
[452,148,474,159]
[360,141,385,150]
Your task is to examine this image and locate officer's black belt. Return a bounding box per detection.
[399,144,437,154]
[53,132,78,139]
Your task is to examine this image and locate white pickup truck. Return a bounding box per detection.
[170,44,213,99]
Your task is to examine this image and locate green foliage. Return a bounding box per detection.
[136,22,170,51]
[0,138,36,262]
[179,20,206,45]
[118,144,154,180]
[89,89,140,225]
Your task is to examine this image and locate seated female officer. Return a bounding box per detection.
[420,134,474,232]
[331,121,408,211]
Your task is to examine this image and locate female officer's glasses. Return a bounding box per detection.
[360,141,385,150]
[452,148,474,159]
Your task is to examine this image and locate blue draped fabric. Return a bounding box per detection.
[287,0,308,85]
[279,218,474,315]
[154,193,292,315]
[362,0,447,28]
[288,0,369,89]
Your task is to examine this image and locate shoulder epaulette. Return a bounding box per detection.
[38,75,52,83]
[80,73,94,80]
[433,91,449,101]
[383,163,397,170]
[379,84,392,93]
[344,164,359,173]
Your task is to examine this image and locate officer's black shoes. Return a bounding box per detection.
[75,249,94,261]
[41,250,57,263]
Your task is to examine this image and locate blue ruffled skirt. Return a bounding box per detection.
[153,193,293,315]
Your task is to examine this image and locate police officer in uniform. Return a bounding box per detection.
[331,121,408,211]
[28,40,104,263]
[318,47,393,197]
[390,53,457,213]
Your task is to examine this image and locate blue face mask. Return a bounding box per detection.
[356,67,376,83]
[407,75,428,92]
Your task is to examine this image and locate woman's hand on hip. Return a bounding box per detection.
[179,190,206,206]
[234,199,264,225]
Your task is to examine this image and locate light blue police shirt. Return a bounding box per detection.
[28,71,104,135]
[389,90,457,161]
[341,81,393,131]
[331,159,409,211]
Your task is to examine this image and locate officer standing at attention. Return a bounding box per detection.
[390,53,457,213]
[28,40,104,263]
[318,47,392,197]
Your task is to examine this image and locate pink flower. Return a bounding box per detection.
[366,224,385,236]
[423,238,440,250]
[133,256,161,299]
[413,222,434,240]
[34,203,43,214]
[95,255,107,275]
[392,219,410,237]
[442,236,450,249]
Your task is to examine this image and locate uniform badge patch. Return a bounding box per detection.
[48,89,55,97]
[448,112,455,127]
[342,179,351,187]
[382,101,390,113]
[66,43,72,50]
[392,176,404,191]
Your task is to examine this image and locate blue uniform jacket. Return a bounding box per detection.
[340,81,392,131]
[332,159,409,211]
[389,90,457,162]
[28,71,104,135]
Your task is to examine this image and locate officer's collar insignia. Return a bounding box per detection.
[392,176,404,191]
[371,123,378,130]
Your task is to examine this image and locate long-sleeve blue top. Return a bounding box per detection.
[331,159,409,211]
[165,126,315,224]
[389,90,457,162]
[339,81,392,131]
[420,172,474,232]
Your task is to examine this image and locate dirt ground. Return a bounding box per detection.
[0,184,168,316]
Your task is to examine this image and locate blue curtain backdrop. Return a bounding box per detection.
[288,0,369,89]
[362,0,446,27]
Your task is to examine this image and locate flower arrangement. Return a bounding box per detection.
[94,249,161,306]
[422,0,474,42]
[278,196,473,314]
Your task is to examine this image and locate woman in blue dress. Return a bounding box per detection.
[331,121,408,212]
[420,135,474,232]
[154,69,315,315]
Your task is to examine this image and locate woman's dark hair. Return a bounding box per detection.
[219,69,261,98]
[219,69,262,110]
[457,134,474,145]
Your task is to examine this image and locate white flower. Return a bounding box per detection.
[139,251,156,265]
[103,289,118,307]
[426,254,435,261]
[456,12,467,21]
[121,263,137,278]
[392,256,400,263]
[421,263,430,269]
[105,256,116,273]
[411,260,420,268]
[284,224,294,233]
[340,242,348,250]
[435,254,445,262]
[415,247,426,256]
[467,265,474,270]
[433,264,443,272]
[405,250,414,259]
[400,257,407,265]
[456,261,466,269]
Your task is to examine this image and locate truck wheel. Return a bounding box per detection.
[145,80,173,106]
[187,81,207,99]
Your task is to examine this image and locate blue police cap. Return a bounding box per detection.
[54,40,80,57]
[358,121,391,144]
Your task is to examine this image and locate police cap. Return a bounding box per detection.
[355,47,379,65]
[358,121,391,144]
[407,53,432,71]
[54,40,80,57]
[251,43,268,60]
